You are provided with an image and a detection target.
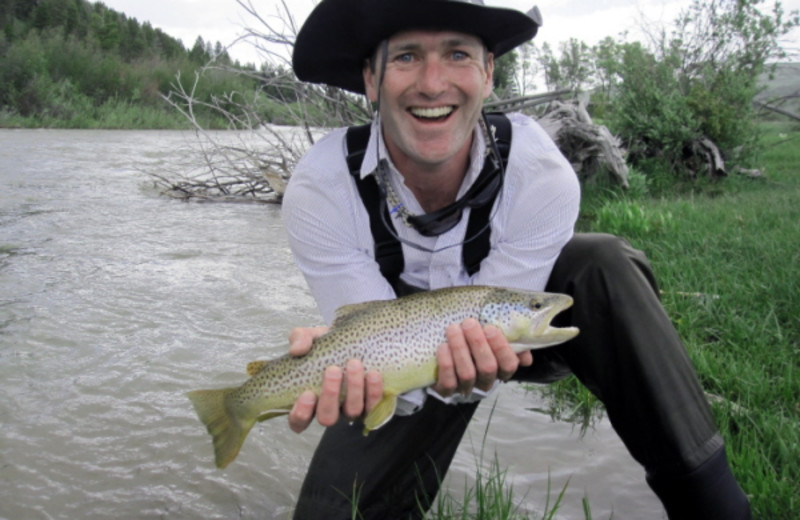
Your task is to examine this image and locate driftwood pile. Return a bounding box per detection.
[148,93,635,203]
[536,99,630,188]
[685,136,727,179]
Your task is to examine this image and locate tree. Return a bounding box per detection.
[189,36,210,63]
[512,41,539,97]
[535,39,593,93]
[606,0,798,180]
[591,37,622,99]
[536,42,562,91]
[97,12,120,51]
[492,50,518,97]
[558,38,593,92]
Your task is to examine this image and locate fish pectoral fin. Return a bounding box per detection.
[256,409,290,422]
[362,393,398,435]
[246,360,269,376]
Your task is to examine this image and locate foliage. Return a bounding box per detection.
[424,403,578,520]
[608,0,798,177]
[571,123,800,519]
[536,39,593,93]
[531,0,798,182]
[493,51,519,98]
[594,198,675,238]
[0,0,253,128]
[509,42,540,97]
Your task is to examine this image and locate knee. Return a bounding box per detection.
[560,233,640,271]
[548,233,658,294]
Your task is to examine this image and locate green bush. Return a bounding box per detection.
[0,32,48,114]
[608,42,699,172]
[605,0,797,181]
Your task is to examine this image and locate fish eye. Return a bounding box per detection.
[531,301,543,310]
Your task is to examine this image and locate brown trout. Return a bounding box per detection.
[187,286,579,468]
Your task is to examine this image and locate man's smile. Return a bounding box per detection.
[409,106,456,121]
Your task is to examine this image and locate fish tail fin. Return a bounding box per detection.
[186,388,256,469]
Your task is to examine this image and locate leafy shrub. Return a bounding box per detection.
[606,0,797,179]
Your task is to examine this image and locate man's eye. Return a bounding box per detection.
[452,51,469,61]
[394,53,415,63]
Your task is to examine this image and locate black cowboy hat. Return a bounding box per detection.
[292,0,542,94]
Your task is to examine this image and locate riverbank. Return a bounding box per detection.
[637,122,798,519]
[525,121,800,519]
[3,122,795,519]
[0,100,193,129]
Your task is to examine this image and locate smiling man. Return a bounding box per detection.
[281,1,751,519]
[363,30,493,210]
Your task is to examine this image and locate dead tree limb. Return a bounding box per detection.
[754,100,800,123]
[537,99,630,187]
[151,3,632,201]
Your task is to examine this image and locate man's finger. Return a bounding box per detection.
[288,390,317,434]
[365,370,383,413]
[446,322,477,395]
[288,326,329,357]
[433,342,458,396]
[461,318,497,392]
[484,324,518,381]
[343,359,365,419]
[316,365,343,426]
[518,350,534,367]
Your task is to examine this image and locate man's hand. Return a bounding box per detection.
[286,318,532,432]
[432,318,533,397]
[286,326,383,434]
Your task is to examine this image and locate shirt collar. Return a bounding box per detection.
[359,117,487,199]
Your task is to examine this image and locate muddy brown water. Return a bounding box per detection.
[0,129,664,519]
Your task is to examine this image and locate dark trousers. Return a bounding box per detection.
[292,234,728,520]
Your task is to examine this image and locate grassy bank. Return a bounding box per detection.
[0,100,193,129]
[426,121,800,519]
[579,121,799,519]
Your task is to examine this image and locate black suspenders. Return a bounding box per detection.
[345,113,512,290]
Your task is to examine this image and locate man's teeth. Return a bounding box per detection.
[410,106,454,119]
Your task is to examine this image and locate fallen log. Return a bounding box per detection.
[536,99,630,188]
[686,136,727,179]
[148,93,633,202]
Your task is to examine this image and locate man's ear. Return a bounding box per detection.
[484,53,495,98]
[363,62,379,103]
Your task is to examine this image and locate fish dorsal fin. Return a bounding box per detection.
[332,299,388,325]
[246,360,269,376]
[362,392,398,435]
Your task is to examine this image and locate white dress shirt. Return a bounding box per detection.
[282,112,580,411]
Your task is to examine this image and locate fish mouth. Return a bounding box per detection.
[535,295,580,345]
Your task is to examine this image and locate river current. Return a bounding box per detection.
[0,129,664,519]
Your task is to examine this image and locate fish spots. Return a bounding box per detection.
[221,286,573,421]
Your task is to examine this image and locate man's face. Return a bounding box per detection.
[363,30,494,173]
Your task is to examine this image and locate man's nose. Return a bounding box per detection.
[416,58,448,96]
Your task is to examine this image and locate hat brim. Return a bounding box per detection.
[293,0,540,94]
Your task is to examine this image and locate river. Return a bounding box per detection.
[0,129,664,519]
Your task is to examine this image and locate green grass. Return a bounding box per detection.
[565,121,799,519]
[423,403,578,520]
[423,121,800,519]
[0,98,224,129]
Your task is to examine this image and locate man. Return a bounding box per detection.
[281,1,751,519]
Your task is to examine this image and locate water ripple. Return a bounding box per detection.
[0,130,663,520]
